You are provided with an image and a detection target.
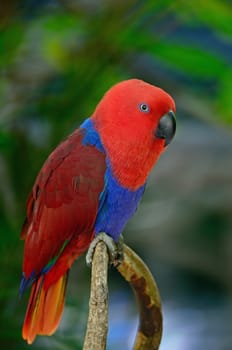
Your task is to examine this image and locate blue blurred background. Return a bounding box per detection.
[0,1,232,349]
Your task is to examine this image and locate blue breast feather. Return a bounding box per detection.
[81,118,146,241]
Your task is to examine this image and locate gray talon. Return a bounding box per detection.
[86,232,124,266]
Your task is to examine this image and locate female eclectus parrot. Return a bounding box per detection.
[20,79,176,344]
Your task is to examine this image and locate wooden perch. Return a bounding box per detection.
[83,240,162,350]
[117,244,162,350]
[83,241,109,350]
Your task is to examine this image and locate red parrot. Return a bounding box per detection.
[20,79,176,344]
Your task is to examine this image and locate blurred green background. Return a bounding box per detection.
[1,1,232,349]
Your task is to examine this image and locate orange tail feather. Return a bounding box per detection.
[22,272,68,344]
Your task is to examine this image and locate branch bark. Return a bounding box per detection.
[117,244,162,350]
[83,241,109,350]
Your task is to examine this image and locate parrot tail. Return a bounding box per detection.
[22,272,68,344]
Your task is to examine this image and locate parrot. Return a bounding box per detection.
[19,78,176,344]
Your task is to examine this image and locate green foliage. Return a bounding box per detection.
[217,70,232,123]
[177,1,232,36]
[0,22,24,67]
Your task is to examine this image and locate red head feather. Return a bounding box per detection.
[92,79,176,190]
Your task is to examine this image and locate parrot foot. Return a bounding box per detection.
[86,232,124,267]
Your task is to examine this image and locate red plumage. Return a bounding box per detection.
[93,79,176,189]
[21,129,106,343]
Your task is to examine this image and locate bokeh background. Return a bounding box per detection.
[1,1,232,349]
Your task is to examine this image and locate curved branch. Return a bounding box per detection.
[116,244,162,350]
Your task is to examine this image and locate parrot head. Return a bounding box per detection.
[92,79,176,190]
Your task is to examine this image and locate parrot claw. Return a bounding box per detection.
[86,232,124,267]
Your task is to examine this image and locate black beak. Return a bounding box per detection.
[155,110,176,146]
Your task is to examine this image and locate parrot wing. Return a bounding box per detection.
[20,128,106,282]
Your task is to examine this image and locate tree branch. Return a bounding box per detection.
[83,241,109,350]
[83,240,163,350]
[117,244,162,350]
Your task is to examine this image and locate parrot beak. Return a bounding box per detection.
[155,110,176,146]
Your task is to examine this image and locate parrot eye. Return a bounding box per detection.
[139,103,150,113]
